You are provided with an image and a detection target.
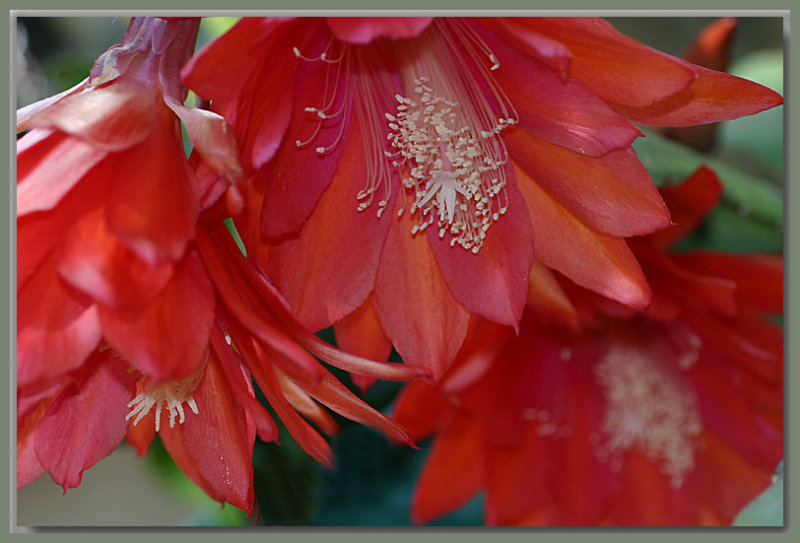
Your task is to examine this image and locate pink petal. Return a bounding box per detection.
[427,163,534,329]
[33,351,136,490]
[16,129,108,216]
[21,80,157,151]
[17,255,102,387]
[517,17,696,108]
[514,163,651,310]
[477,22,642,157]
[259,24,352,238]
[373,197,470,380]
[100,251,214,382]
[506,128,670,237]
[326,17,433,43]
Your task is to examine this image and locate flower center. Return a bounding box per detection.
[295,19,517,253]
[126,360,205,432]
[593,345,702,488]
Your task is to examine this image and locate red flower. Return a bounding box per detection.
[16,17,427,514]
[393,166,783,525]
[183,16,782,380]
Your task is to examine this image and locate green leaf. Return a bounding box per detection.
[733,461,783,526]
[633,129,783,227]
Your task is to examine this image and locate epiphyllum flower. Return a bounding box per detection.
[393,167,783,525]
[17,17,425,513]
[183,17,782,380]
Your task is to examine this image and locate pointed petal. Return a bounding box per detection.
[17,78,88,130]
[33,352,136,490]
[515,162,651,309]
[614,63,783,127]
[478,23,642,157]
[268,121,391,331]
[411,414,484,525]
[428,165,535,329]
[333,296,392,392]
[16,129,107,216]
[21,81,156,151]
[125,413,156,457]
[517,17,696,107]
[159,352,256,514]
[373,198,470,380]
[506,128,670,237]
[526,259,580,328]
[651,165,722,248]
[17,400,51,488]
[100,251,214,382]
[326,17,433,43]
[17,255,102,387]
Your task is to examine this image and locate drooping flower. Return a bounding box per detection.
[183,16,782,380]
[16,16,428,514]
[393,166,783,525]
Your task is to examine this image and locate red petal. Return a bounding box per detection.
[411,413,484,524]
[392,381,449,442]
[259,23,352,238]
[268,121,392,331]
[56,206,175,312]
[671,252,783,315]
[125,413,156,457]
[651,165,723,248]
[17,78,87,130]
[269,346,415,446]
[373,197,471,380]
[16,129,107,216]
[17,255,102,387]
[242,340,334,468]
[159,351,256,514]
[428,164,535,329]
[182,18,294,105]
[478,23,642,157]
[210,327,279,443]
[614,63,783,126]
[333,296,393,392]
[21,80,157,151]
[526,259,580,328]
[100,251,214,382]
[517,17,696,107]
[683,18,738,72]
[33,351,136,490]
[103,108,198,265]
[506,128,670,237]
[514,163,651,310]
[326,17,433,43]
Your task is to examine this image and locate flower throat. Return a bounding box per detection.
[295,19,518,253]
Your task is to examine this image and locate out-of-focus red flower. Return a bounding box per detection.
[393,166,783,525]
[16,17,428,514]
[183,16,782,381]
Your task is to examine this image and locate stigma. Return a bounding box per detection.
[126,360,206,432]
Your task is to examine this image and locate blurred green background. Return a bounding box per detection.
[15,15,784,527]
